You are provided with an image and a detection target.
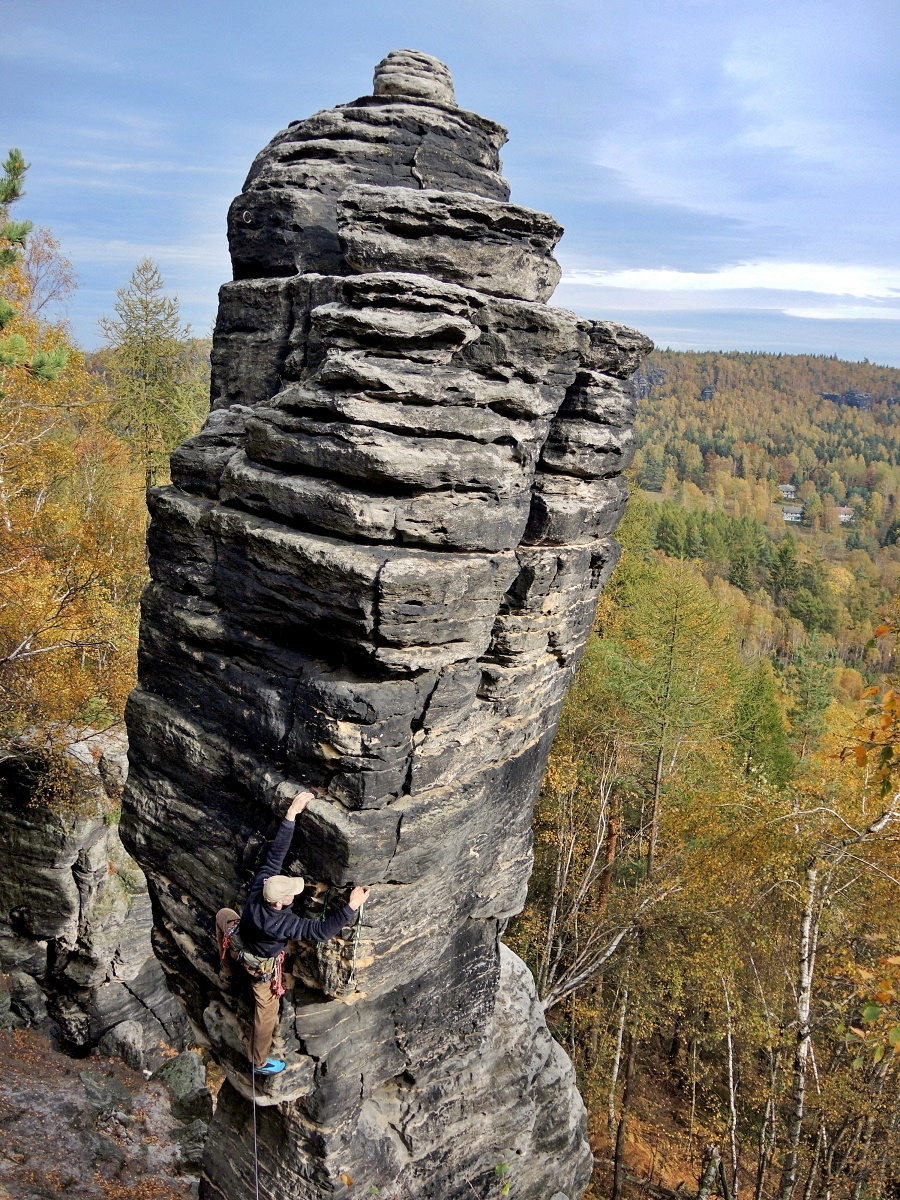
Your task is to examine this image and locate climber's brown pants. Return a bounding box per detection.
[215,907,280,1068]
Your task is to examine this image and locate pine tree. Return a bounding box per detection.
[99,258,208,488]
[0,149,32,270]
[685,516,705,559]
[729,550,754,593]
[769,535,799,600]
[0,149,67,395]
[731,661,794,782]
[655,508,688,558]
[785,636,835,758]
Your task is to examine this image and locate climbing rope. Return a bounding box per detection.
[247,893,364,1200]
[251,1062,260,1200]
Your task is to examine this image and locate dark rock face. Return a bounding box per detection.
[821,389,874,410]
[122,49,652,1200]
[0,732,189,1068]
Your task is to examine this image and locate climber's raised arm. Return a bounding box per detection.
[257,792,314,881]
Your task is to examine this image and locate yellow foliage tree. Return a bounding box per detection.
[0,157,149,772]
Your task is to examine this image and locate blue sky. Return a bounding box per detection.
[5,0,900,363]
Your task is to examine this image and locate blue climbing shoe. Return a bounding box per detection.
[253,1058,286,1075]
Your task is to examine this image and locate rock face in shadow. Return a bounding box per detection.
[122,49,652,1200]
[0,731,190,1069]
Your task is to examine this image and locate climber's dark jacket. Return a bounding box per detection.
[238,818,354,958]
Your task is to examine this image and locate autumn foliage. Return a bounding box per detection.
[0,154,206,795]
[510,500,900,1200]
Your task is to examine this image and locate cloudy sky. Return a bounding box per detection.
[5,0,900,363]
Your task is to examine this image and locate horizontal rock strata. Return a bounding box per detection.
[123,48,651,1200]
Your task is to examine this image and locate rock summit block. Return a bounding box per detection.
[122,49,652,1200]
[373,48,458,106]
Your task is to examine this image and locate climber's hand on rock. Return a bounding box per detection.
[286,792,314,821]
[348,886,370,911]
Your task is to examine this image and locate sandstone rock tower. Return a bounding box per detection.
[122,49,651,1200]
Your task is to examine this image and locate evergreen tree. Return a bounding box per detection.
[785,636,835,758]
[0,149,31,270]
[99,258,208,488]
[0,150,67,395]
[731,661,794,783]
[603,556,740,877]
[655,508,688,558]
[685,516,705,559]
[729,550,754,593]
[769,535,799,600]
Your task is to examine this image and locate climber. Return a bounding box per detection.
[216,791,369,1075]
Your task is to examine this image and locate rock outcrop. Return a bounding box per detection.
[0,1028,213,1193]
[122,49,652,1200]
[0,731,190,1069]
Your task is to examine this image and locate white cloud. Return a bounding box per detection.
[62,158,237,176]
[784,306,900,321]
[63,237,229,271]
[562,262,900,300]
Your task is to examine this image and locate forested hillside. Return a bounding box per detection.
[510,351,900,1199]
[629,351,900,676]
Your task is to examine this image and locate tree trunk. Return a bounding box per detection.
[800,1123,824,1200]
[612,1032,637,1200]
[589,799,619,1056]
[754,1093,777,1200]
[871,1096,899,1198]
[608,972,630,1139]
[598,798,620,913]
[849,1058,889,1200]
[777,860,819,1200]
[722,977,740,1199]
[588,974,603,1059]
[646,742,665,879]
[697,1146,721,1200]
[831,1117,864,1192]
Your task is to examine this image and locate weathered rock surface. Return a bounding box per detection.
[154,1050,215,1124]
[338,184,563,300]
[0,1027,209,1196]
[0,732,190,1069]
[123,48,652,1200]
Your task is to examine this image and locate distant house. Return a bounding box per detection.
[837,506,855,524]
[778,484,797,500]
[782,505,803,523]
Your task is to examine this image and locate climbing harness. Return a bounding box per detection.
[222,919,286,996]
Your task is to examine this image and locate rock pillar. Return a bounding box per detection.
[122,49,652,1200]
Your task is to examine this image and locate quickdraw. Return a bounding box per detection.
[315,890,365,994]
